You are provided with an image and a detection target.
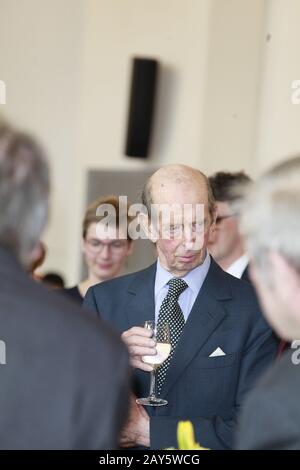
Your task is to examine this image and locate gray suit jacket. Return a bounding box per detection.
[0,247,129,449]
[84,257,278,450]
[236,349,300,449]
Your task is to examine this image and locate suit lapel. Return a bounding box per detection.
[160,259,232,399]
[124,263,157,328]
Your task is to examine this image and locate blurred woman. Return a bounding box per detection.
[64,195,133,304]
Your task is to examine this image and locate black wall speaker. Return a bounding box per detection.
[125,57,159,158]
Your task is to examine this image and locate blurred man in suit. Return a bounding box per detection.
[236,156,300,449]
[208,171,252,281]
[0,120,129,449]
[209,171,285,355]
[84,164,278,450]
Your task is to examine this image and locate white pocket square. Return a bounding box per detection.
[209,347,226,357]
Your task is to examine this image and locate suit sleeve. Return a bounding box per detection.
[150,317,278,450]
[93,345,130,449]
[236,353,299,450]
[74,329,130,449]
[236,384,299,449]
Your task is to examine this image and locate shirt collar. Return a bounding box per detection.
[155,251,211,297]
[226,254,249,279]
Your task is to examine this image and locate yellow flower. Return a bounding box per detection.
[176,421,209,450]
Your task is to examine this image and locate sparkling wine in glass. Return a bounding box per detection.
[136,321,171,407]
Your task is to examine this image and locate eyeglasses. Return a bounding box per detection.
[215,214,234,225]
[85,239,129,254]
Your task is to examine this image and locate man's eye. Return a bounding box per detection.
[192,222,204,231]
[88,240,102,247]
[170,225,181,232]
[112,242,122,248]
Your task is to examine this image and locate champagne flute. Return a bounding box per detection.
[136,320,171,407]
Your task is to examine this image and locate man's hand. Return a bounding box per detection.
[120,394,150,448]
[121,326,156,372]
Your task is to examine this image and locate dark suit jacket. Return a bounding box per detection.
[236,350,300,449]
[84,258,278,450]
[0,247,129,449]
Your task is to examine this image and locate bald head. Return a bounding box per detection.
[142,164,215,216]
[141,165,216,276]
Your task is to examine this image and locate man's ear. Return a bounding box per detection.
[138,212,158,243]
[269,251,300,300]
[249,261,261,288]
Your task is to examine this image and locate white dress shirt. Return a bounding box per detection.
[226,254,249,279]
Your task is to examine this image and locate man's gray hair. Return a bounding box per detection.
[0,119,49,266]
[239,155,300,277]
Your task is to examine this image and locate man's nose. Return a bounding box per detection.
[100,245,110,258]
[182,226,195,247]
[182,226,204,250]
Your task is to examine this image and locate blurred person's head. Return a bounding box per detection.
[0,119,49,268]
[239,156,300,341]
[82,195,133,282]
[208,171,251,270]
[42,272,65,289]
[141,164,216,277]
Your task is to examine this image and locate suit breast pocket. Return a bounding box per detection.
[184,353,239,415]
[191,353,237,369]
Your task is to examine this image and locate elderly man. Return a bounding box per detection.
[236,156,300,449]
[208,171,252,280]
[0,120,129,449]
[84,164,277,450]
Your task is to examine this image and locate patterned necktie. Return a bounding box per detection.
[156,278,188,395]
